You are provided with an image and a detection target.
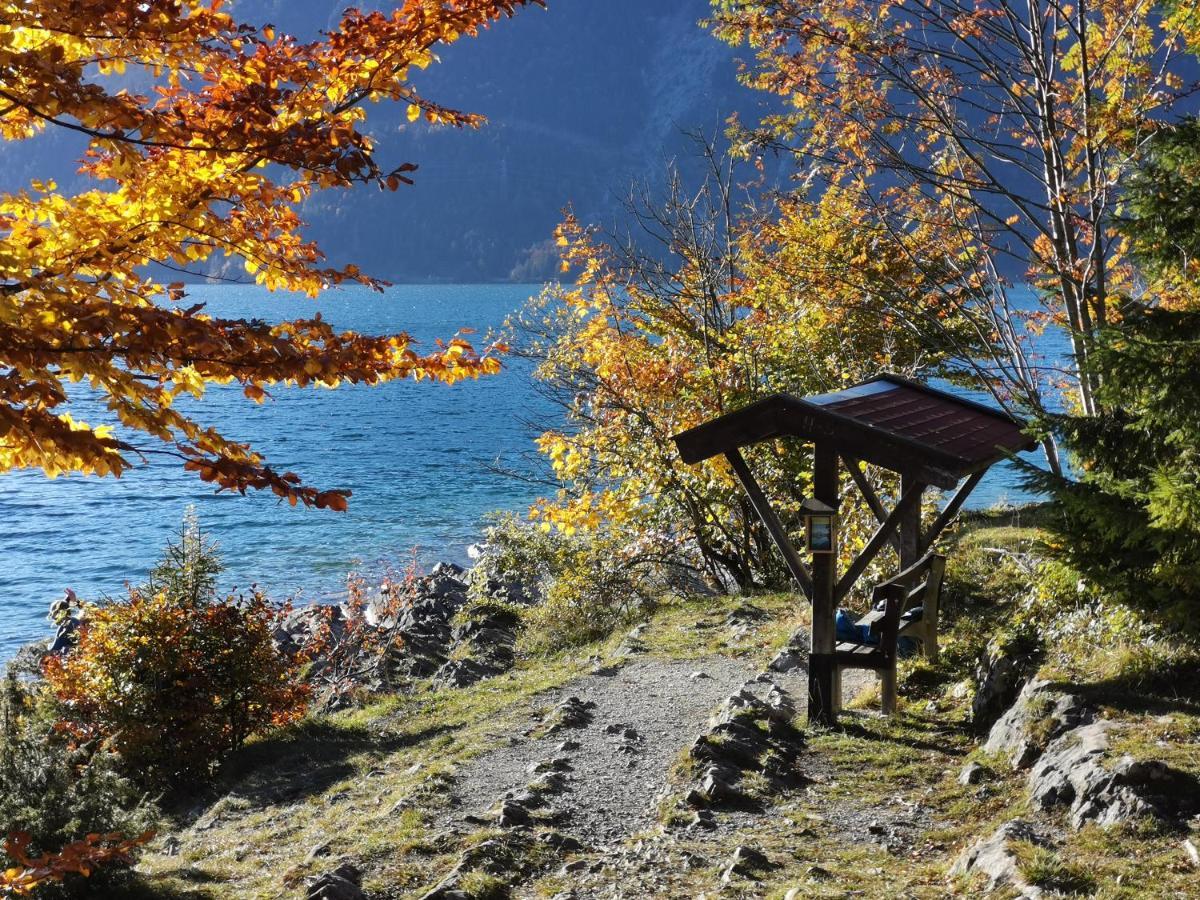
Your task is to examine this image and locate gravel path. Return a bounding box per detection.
[443,655,760,846]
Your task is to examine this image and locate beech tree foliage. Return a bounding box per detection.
[522,149,976,588]
[0,0,542,508]
[711,0,1200,459]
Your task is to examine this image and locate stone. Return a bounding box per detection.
[306,863,366,900]
[971,638,1041,726]
[768,649,805,674]
[1028,724,1192,829]
[548,697,595,731]
[701,772,743,805]
[949,820,1044,898]
[538,831,584,853]
[689,670,710,680]
[303,840,332,864]
[984,679,1093,770]
[497,799,531,827]
[720,845,773,882]
[959,762,986,786]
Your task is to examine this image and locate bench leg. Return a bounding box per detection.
[832,665,843,713]
[880,665,897,716]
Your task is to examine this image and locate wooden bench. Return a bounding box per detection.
[832,552,946,715]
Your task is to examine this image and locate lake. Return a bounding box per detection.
[0,284,1062,657]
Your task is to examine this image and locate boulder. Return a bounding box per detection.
[958,761,987,786]
[972,637,1041,726]
[497,799,531,827]
[768,648,805,674]
[547,697,596,731]
[306,863,366,900]
[984,679,1092,770]
[720,845,774,882]
[949,820,1044,898]
[1028,724,1193,829]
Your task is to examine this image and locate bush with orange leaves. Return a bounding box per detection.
[0,830,153,895]
[43,517,310,783]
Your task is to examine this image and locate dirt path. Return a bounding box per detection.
[441,655,762,846]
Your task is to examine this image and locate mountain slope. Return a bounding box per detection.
[0,0,761,283]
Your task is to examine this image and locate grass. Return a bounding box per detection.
[134,505,1200,899]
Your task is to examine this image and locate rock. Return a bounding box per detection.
[971,637,1041,726]
[690,809,716,830]
[497,799,531,827]
[689,670,710,680]
[431,561,465,579]
[700,771,743,805]
[959,762,986,786]
[547,697,595,731]
[768,649,805,674]
[434,657,500,689]
[1028,724,1191,829]
[949,820,1044,898]
[984,679,1093,770]
[306,863,366,900]
[303,840,333,864]
[720,845,773,882]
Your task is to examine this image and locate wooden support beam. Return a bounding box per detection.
[899,473,925,571]
[921,470,986,553]
[724,449,813,600]
[834,481,925,602]
[808,443,839,727]
[842,456,902,555]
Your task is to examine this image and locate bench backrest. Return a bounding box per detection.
[869,552,947,664]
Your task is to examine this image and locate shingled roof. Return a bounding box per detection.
[672,374,1034,489]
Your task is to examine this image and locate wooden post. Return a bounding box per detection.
[883,472,926,714]
[899,473,924,570]
[808,443,839,726]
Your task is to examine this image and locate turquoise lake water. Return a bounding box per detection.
[0,284,1063,657]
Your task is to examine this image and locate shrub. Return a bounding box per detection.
[469,514,657,654]
[43,514,309,782]
[0,673,156,895]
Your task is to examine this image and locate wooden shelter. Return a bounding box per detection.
[672,374,1034,725]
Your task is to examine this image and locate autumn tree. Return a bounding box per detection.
[44,514,310,781]
[1023,118,1200,624]
[0,0,543,507]
[711,0,1200,460]
[520,145,978,588]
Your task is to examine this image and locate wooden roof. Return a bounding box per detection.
[672,374,1034,489]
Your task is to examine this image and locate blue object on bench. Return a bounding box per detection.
[836,607,878,645]
[898,605,923,657]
